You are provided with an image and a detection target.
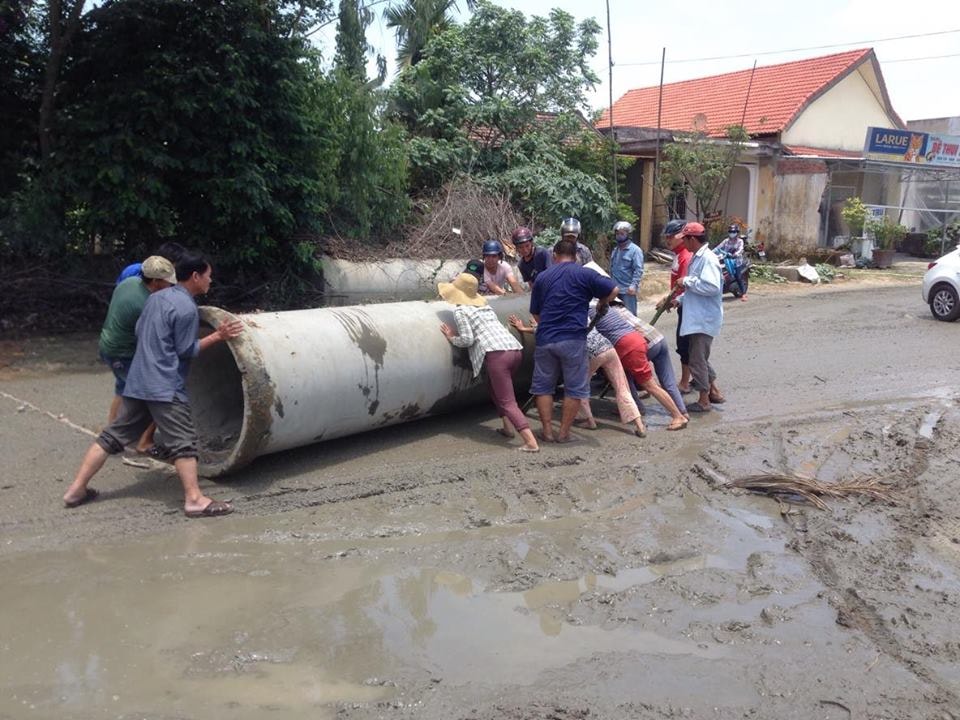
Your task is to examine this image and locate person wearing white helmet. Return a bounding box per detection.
[560,217,593,266]
[609,220,644,315]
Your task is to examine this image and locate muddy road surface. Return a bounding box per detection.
[2,282,959,720]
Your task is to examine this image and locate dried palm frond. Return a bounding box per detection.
[728,474,895,510]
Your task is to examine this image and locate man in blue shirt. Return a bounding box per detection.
[609,221,644,315]
[529,238,618,443]
[677,222,725,413]
[512,226,552,287]
[63,251,244,518]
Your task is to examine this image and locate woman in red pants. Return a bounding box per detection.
[439,273,540,452]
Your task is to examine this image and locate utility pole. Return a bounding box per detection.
[606,0,617,204]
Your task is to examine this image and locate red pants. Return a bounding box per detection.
[484,350,529,431]
[614,332,653,385]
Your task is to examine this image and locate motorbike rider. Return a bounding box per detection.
[560,217,594,266]
[481,239,524,295]
[609,220,644,315]
[512,226,553,288]
[716,224,747,301]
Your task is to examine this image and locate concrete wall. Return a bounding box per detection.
[783,65,901,150]
[772,159,828,252]
[754,159,777,247]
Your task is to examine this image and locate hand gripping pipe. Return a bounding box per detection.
[190,296,534,476]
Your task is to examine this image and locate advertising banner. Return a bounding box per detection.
[863,127,960,167]
[924,134,960,167]
[863,127,927,163]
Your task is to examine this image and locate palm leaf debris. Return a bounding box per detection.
[728,474,895,510]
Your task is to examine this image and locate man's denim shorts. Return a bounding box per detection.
[530,337,590,399]
[100,352,133,395]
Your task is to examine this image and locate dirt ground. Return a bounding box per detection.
[1,271,959,720]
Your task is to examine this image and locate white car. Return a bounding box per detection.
[922,245,960,322]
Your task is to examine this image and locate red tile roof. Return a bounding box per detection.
[597,49,877,137]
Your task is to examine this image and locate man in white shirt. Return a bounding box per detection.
[677,222,726,412]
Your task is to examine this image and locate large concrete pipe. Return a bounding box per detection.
[189,295,534,476]
[321,256,467,302]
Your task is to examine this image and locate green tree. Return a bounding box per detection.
[656,124,749,222]
[51,0,340,266]
[392,1,617,239]
[384,0,474,70]
[330,0,409,239]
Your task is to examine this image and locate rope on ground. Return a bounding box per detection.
[0,390,98,438]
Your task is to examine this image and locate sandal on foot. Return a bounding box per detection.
[184,499,233,519]
[634,427,647,438]
[518,445,540,453]
[686,402,712,413]
[667,419,688,431]
[64,488,99,509]
[555,435,579,444]
[573,419,597,430]
[708,394,726,404]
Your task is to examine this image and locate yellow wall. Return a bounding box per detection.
[783,64,901,150]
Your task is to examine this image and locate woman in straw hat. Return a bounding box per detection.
[438,273,540,452]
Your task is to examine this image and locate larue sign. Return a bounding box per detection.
[863,127,960,167]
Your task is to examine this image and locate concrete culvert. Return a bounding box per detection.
[189,296,534,477]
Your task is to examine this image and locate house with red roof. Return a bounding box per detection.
[597,48,905,251]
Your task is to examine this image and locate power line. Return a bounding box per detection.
[884,52,960,63]
[616,28,960,67]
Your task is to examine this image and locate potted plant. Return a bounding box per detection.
[841,197,867,239]
[865,216,907,269]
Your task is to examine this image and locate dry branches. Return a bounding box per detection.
[388,179,525,260]
[728,474,895,510]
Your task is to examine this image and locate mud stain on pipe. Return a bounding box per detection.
[332,308,388,368]
[332,308,387,416]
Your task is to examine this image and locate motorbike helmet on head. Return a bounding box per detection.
[482,239,503,257]
[728,223,740,235]
[560,217,581,238]
[613,221,633,239]
[662,219,686,236]
[464,259,484,281]
[511,226,533,244]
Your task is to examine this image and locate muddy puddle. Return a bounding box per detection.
[1,483,828,720]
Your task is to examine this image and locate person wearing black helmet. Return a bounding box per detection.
[481,239,523,295]
[512,226,553,287]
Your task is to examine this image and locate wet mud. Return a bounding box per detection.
[2,283,960,719]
